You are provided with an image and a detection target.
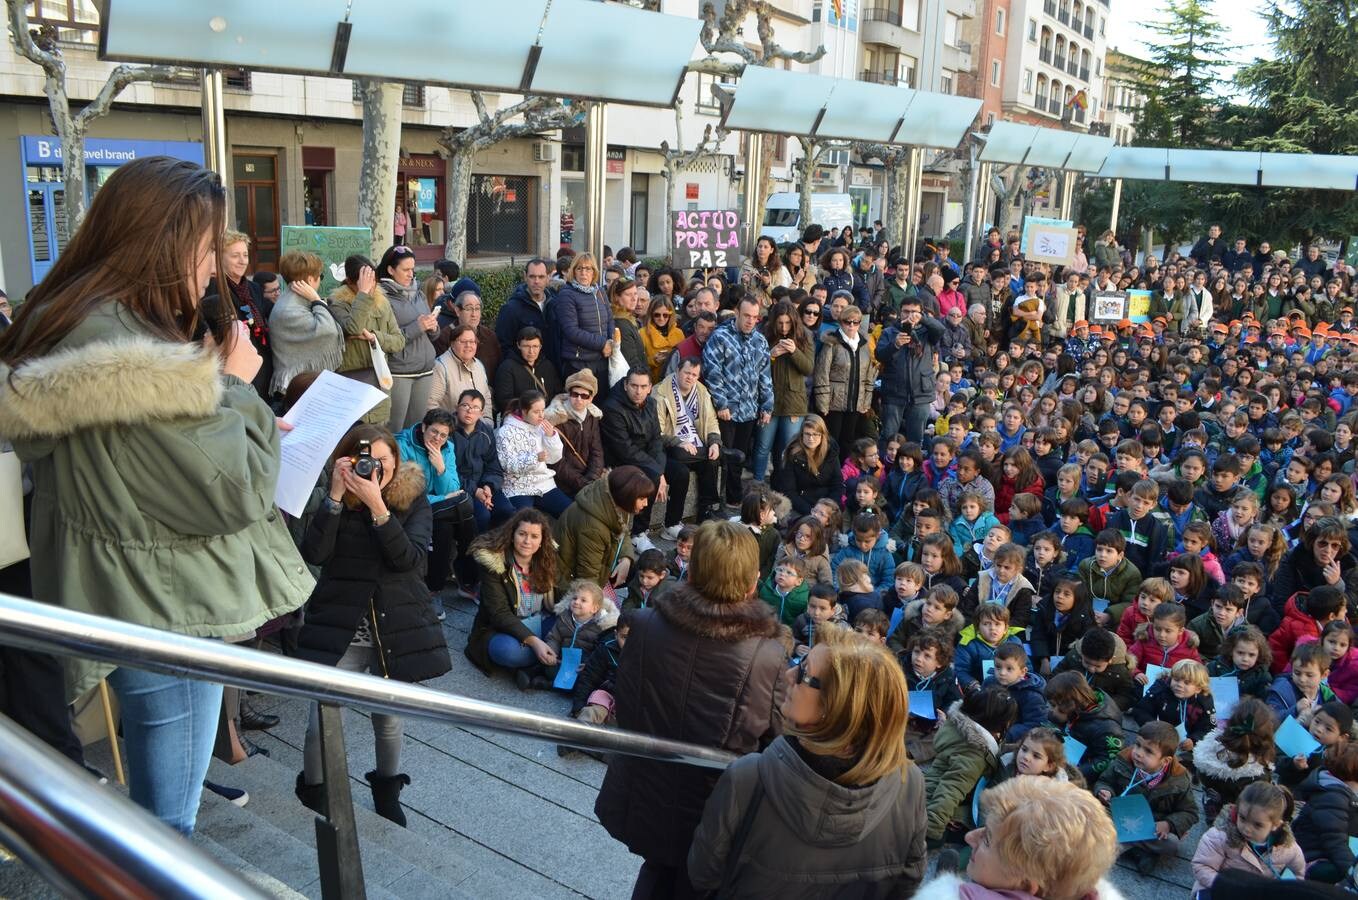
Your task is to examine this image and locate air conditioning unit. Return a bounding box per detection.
[533,141,556,163]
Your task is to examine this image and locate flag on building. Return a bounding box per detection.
[1069,90,1088,111]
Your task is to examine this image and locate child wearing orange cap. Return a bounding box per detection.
[1065,320,1094,364]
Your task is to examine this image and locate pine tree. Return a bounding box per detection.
[1122,0,1228,148]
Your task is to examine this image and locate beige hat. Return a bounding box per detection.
[564,368,598,397]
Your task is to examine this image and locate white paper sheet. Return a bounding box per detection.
[274,370,387,517]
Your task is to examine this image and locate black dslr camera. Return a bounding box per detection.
[351,440,384,481]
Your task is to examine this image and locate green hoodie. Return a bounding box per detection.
[758,575,810,627]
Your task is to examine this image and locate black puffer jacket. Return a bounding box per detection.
[1293,768,1358,874]
[875,315,946,406]
[600,380,665,477]
[297,462,451,683]
[774,440,843,516]
[451,419,504,493]
[595,584,787,869]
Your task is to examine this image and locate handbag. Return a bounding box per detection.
[369,337,394,391]
[0,450,30,569]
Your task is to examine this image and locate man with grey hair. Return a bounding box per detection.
[917,272,942,317]
[681,287,719,335]
[964,303,988,349]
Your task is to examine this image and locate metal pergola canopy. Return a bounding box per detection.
[100,0,701,108]
[722,65,980,148]
[978,122,1113,173]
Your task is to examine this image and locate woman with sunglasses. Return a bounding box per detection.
[556,252,615,388]
[689,626,927,897]
[544,369,605,498]
[641,296,684,383]
[813,301,876,458]
[1270,516,1358,612]
[597,520,786,899]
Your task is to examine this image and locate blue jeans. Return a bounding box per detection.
[883,401,932,446]
[507,488,573,519]
[105,667,223,835]
[753,415,803,481]
[472,489,514,531]
[488,633,536,668]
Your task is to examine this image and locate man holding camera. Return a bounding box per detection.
[875,296,946,446]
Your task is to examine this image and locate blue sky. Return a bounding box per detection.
[1104,0,1274,93]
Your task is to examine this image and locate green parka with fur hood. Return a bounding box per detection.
[923,701,1002,841]
[0,302,314,699]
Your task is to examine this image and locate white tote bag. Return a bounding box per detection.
[0,450,30,569]
[369,338,394,391]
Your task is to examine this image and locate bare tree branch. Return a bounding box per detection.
[77,62,183,126]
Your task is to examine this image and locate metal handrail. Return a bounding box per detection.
[0,711,266,899]
[0,593,738,771]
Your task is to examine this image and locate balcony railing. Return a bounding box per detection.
[862,5,902,26]
[1044,0,1057,14]
[1054,53,1066,69]
[1074,107,1087,124]
[1068,58,1079,75]
[1040,47,1052,63]
[1084,21,1094,38]
[861,70,900,85]
[1079,65,1090,82]
[1058,9,1069,24]
[1049,96,1062,114]
[955,39,971,53]
[1035,92,1050,110]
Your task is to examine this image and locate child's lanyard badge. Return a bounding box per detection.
[1178,699,1189,726]
[992,577,1014,607]
[1121,767,1157,796]
[1244,840,1279,878]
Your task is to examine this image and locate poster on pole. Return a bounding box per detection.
[1127,289,1153,323]
[1026,225,1078,266]
[1020,216,1073,254]
[1091,291,1129,324]
[281,226,373,296]
[672,210,743,270]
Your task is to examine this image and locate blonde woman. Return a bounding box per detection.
[774,414,843,516]
[556,252,615,387]
[689,627,927,897]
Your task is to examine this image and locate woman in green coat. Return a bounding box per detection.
[330,254,406,424]
[553,466,654,593]
[754,300,815,482]
[923,687,1017,846]
[0,157,312,835]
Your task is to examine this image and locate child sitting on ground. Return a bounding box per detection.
[960,523,1011,585]
[1006,493,1044,547]
[773,516,832,587]
[531,580,620,691]
[1195,695,1276,825]
[792,583,847,657]
[963,542,1036,628]
[1023,531,1066,609]
[888,581,963,653]
[1267,641,1336,720]
[1276,699,1352,788]
[831,511,895,594]
[1080,528,1143,627]
[1302,619,1358,704]
[1190,780,1304,891]
[1187,584,1247,662]
[1045,671,1126,784]
[923,687,1017,847]
[903,628,963,764]
[948,490,1001,559]
[981,643,1048,743]
[1127,602,1202,682]
[1029,577,1095,676]
[835,559,880,620]
[851,608,889,645]
[666,525,694,582]
[988,726,1086,789]
[1291,743,1358,883]
[568,612,632,726]
[1269,584,1348,673]
[757,555,809,627]
[622,549,674,611]
[1094,721,1199,876]
[954,602,1025,694]
[1207,624,1273,700]
[1052,627,1139,715]
[1132,658,1215,754]
[740,487,783,580]
[880,560,923,620]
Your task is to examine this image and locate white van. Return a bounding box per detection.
[761,192,855,245]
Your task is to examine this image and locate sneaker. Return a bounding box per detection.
[204,780,249,807]
[431,593,446,622]
[659,524,683,542]
[633,533,657,553]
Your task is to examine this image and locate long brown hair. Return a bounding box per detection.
[1,157,227,368]
[789,414,831,475]
[763,300,811,353]
[470,508,559,591]
[332,424,402,508]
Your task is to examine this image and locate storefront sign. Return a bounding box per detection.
[21,135,204,166]
[671,210,742,269]
[281,226,373,295]
[397,154,443,173]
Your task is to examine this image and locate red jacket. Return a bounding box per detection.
[1268,594,1320,674]
[994,474,1045,525]
[1117,602,1153,647]
[1127,625,1201,675]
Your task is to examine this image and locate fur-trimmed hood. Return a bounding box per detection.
[1192,728,1272,781]
[911,872,1127,900]
[0,332,222,442]
[552,591,620,633]
[902,597,965,634]
[544,392,601,426]
[357,461,425,513]
[943,701,1001,758]
[470,543,558,576]
[654,582,781,643]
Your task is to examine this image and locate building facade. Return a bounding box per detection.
[998,0,1109,130]
[1098,48,1148,146]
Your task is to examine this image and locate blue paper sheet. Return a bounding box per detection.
[1109,794,1158,843]
[909,690,937,720]
[888,607,905,637]
[1092,598,1110,616]
[553,647,583,691]
[982,658,995,680]
[1209,676,1240,721]
[1275,715,1321,759]
[1064,734,1087,764]
[1143,663,1170,695]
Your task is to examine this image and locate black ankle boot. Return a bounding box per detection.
[294,772,326,816]
[366,770,411,827]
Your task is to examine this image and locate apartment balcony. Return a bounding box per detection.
[1035,92,1050,110]
[1067,57,1079,76]
[944,39,972,70]
[1084,21,1094,38]
[1044,0,1057,15]
[861,7,920,52]
[1079,65,1091,82]
[860,69,902,85]
[1058,9,1069,25]
[1074,106,1087,124]
[1049,96,1062,114]
[1040,47,1052,64]
[1054,52,1066,69]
